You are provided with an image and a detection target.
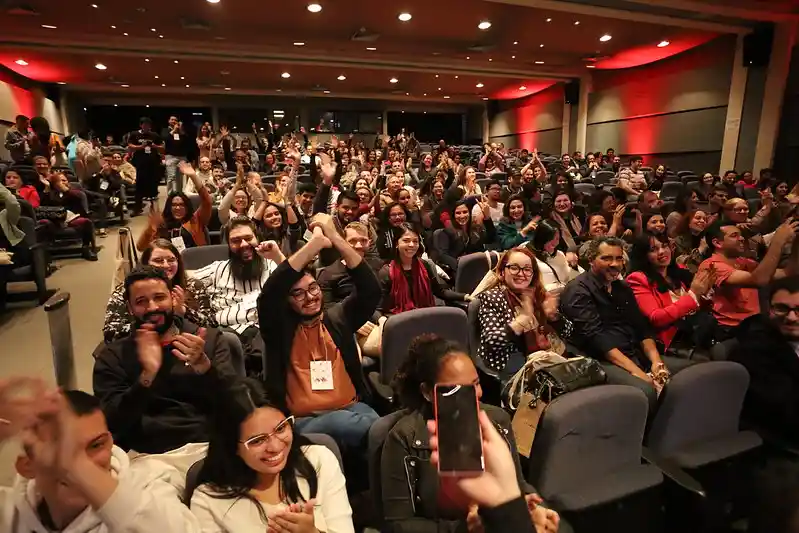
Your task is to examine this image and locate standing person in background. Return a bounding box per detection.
[162,116,188,193]
[196,123,213,161]
[127,117,164,216]
[4,114,30,163]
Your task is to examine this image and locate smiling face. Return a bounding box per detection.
[588,215,608,237]
[397,228,420,260]
[146,247,179,280]
[199,157,211,171]
[288,273,322,317]
[423,154,433,167]
[502,250,535,291]
[432,181,444,199]
[646,215,666,235]
[453,204,470,227]
[647,236,671,268]
[725,199,749,224]
[508,199,525,221]
[169,196,187,221]
[591,242,624,282]
[554,193,572,214]
[238,406,293,476]
[777,182,790,197]
[233,190,249,211]
[263,205,283,229]
[388,205,406,227]
[689,210,708,233]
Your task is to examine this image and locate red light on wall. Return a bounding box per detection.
[594,34,717,70]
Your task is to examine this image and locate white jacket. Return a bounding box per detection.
[0,446,202,533]
[536,251,582,296]
[190,445,354,533]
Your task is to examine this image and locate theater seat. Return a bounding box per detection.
[6,216,50,305]
[454,251,498,295]
[367,410,408,523]
[181,244,228,270]
[660,181,684,201]
[467,298,501,404]
[527,385,664,532]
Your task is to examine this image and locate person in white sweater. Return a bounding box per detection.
[528,219,582,295]
[0,380,201,533]
[189,378,354,533]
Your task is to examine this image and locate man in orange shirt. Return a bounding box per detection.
[698,219,799,340]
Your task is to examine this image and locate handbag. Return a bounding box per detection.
[530,356,607,404]
[469,250,501,298]
[35,205,67,223]
[111,227,139,291]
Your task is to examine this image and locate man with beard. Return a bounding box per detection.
[193,216,284,373]
[93,266,236,454]
[730,276,799,446]
[312,156,362,267]
[258,213,380,453]
[561,236,692,413]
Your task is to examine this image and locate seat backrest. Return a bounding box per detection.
[454,252,492,294]
[594,171,615,186]
[380,307,469,383]
[181,244,229,270]
[660,182,684,200]
[430,228,447,261]
[466,297,482,355]
[304,433,343,470]
[367,410,407,518]
[527,385,649,499]
[186,194,201,212]
[645,361,750,457]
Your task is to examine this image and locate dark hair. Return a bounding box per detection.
[15,114,29,122]
[258,202,288,241]
[225,215,260,243]
[124,266,172,303]
[704,220,732,250]
[672,188,695,215]
[642,212,665,234]
[297,182,317,195]
[585,236,625,262]
[628,233,692,292]
[723,169,737,178]
[63,390,102,416]
[502,194,529,223]
[140,117,153,126]
[163,192,197,225]
[379,201,412,231]
[709,184,730,198]
[549,171,575,197]
[589,189,615,214]
[530,219,559,258]
[630,156,643,164]
[140,238,188,288]
[197,378,318,523]
[337,189,360,206]
[391,334,468,411]
[390,222,423,259]
[769,276,799,300]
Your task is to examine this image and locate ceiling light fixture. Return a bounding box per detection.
[91,3,98,7]
[151,28,157,32]
[483,97,489,100]
[438,87,442,91]
[535,60,545,64]
[95,63,107,70]
[159,35,164,38]
[600,34,612,42]
[207,0,221,3]
[110,25,116,29]
[478,21,491,30]
[488,58,493,61]
[161,83,166,87]
[154,75,159,79]
[323,90,331,94]
[466,56,470,60]
[121,84,130,87]
[337,75,346,80]
[123,32,128,36]
[443,96,450,99]
[512,55,516,59]
[586,65,596,68]
[41,24,57,29]
[57,81,66,85]
[398,12,412,21]
[146,104,150,107]
[185,84,190,88]
[145,58,150,62]
[307,3,322,13]
[519,86,527,90]
[14,59,28,66]
[476,83,484,88]
[294,42,305,46]
[225,87,231,90]
[435,74,439,78]
[455,75,459,79]
[281,72,291,78]
[574,21,580,25]
[389,77,398,83]
[114,104,118,107]
[540,44,544,48]
[657,40,670,47]
[174,60,179,64]
[366,47,377,51]
[513,41,518,45]
[546,17,552,22]
[180,76,185,80]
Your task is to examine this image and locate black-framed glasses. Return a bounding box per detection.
[289,283,321,302]
[505,264,534,276]
[240,416,295,450]
[772,304,799,317]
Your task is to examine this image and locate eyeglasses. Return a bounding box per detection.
[240,416,295,450]
[505,264,535,276]
[149,257,178,266]
[289,283,321,302]
[772,304,799,317]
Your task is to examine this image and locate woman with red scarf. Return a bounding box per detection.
[377,223,470,316]
[476,247,572,382]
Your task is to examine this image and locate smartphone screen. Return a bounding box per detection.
[434,384,484,475]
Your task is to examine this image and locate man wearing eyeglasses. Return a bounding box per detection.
[258,213,381,455]
[730,276,799,447]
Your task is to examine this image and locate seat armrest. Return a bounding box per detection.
[641,446,706,498]
[368,371,393,402]
[473,356,500,380]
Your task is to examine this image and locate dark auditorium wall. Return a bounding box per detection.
[774,44,799,182]
[586,36,736,174]
[488,83,564,155]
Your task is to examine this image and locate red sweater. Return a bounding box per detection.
[17,185,40,208]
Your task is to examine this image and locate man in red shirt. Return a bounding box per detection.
[698,219,799,340]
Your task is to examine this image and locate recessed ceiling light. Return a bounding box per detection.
[57,81,66,85]
[513,41,518,45]
[586,65,596,68]
[225,87,231,90]
[207,0,220,3]
[438,87,442,91]
[121,84,130,87]
[123,32,128,36]
[146,104,150,107]
[600,34,612,42]
[540,44,544,48]
[423,111,427,114]
[658,40,670,47]
[15,59,28,66]
[95,63,107,70]
[294,42,305,46]
[546,18,552,22]
[482,97,489,100]
[145,58,150,62]
[478,21,492,30]
[159,35,164,38]
[41,24,57,29]
[185,84,190,88]
[519,86,527,90]
[281,72,291,78]
[307,3,322,13]
[91,3,98,7]
[276,89,281,92]
[180,76,185,80]
[151,28,157,32]
[366,47,377,51]
[398,12,412,22]
[323,90,330,94]
[476,83,484,88]
[161,83,166,87]
[154,75,159,79]
[512,55,516,59]
[488,58,493,61]
[535,60,545,64]
[110,25,116,29]
[389,77,398,83]
[443,96,450,99]
[455,75,459,79]
[435,74,439,78]
[114,104,118,107]
[174,60,179,64]
[423,93,427,96]
[337,75,346,81]
[574,21,580,25]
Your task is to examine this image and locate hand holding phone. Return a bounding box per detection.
[433,384,483,476]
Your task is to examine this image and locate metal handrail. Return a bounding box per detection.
[44,291,76,390]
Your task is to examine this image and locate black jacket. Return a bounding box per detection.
[318,256,384,313]
[381,404,534,533]
[434,221,495,275]
[258,260,381,411]
[377,259,467,316]
[730,314,799,445]
[92,319,236,454]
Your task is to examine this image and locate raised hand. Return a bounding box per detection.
[178,161,196,178]
[172,328,211,374]
[0,377,60,444]
[172,285,187,315]
[267,499,317,533]
[220,126,229,137]
[690,268,715,297]
[310,213,338,239]
[136,323,163,378]
[256,240,285,262]
[319,154,337,185]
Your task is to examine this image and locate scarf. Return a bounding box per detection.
[389,258,435,314]
[551,211,581,250]
[504,287,552,353]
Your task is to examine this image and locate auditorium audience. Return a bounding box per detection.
[673,209,710,273]
[434,199,495,276]
[496,195,538,250]
[4,169,39,207]
[0,383,201,532]
[527,220,581,294]
[318,222,383,312]
[103,239,216,342]
[0,183,26,312]
[258,213,380,452]
[382,335,559,533]
[561,236,692,411]
[190,378,354,533]
[37,172,98,261]
[548,191,583,252]
[127,117,164,215]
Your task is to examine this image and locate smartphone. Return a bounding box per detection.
[433,384,484,476]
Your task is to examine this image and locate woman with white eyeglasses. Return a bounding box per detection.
[103,239,216,342]
[190,378,354,533]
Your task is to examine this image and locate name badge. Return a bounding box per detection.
[173,133,180,141]
[310,360,334,391]
[144,146,152,155]
[100,179,109,191]
[170,236,186,253]
[303,228,315,242]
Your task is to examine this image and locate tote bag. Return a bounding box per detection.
[112,227,139,291]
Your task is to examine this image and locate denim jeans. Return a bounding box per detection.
[165,155,186,193]
[294,402,378,451]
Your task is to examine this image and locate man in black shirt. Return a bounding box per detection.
[84,154,126,235]
[560,236,692,412]
[127,117,164,215]
[318,221,383,311]
[161,115,188,193]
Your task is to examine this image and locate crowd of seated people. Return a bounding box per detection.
[8,115,799,532]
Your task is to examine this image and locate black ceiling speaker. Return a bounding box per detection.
[743,24,774,68]
[564,80,580,105]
